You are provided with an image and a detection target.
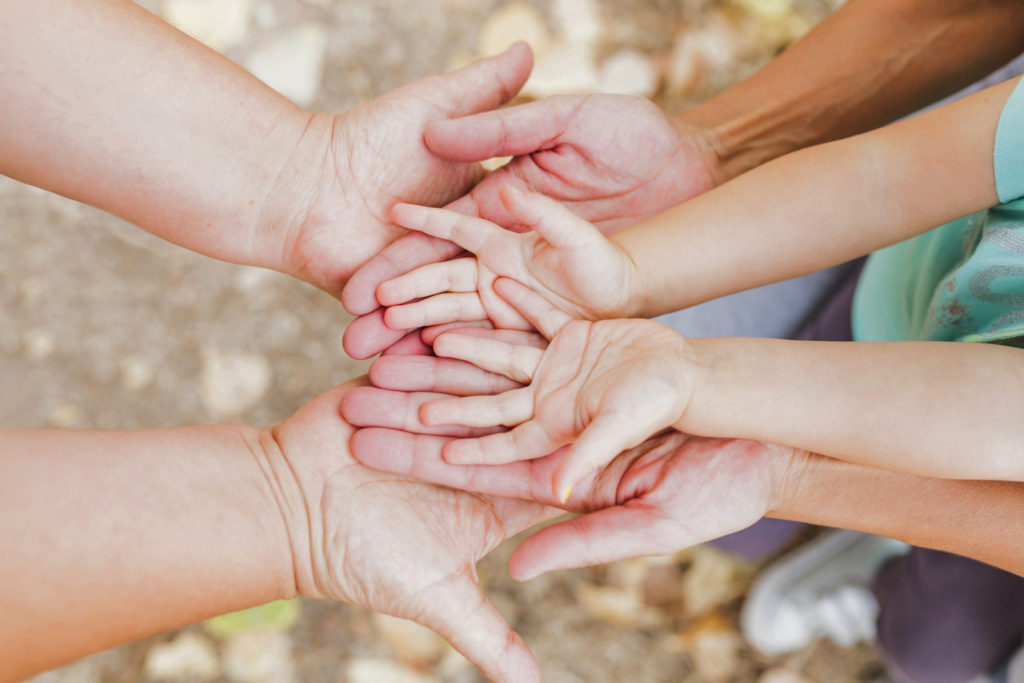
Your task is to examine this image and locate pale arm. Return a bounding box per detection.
[619,77,1013,317]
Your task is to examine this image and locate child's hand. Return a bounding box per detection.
[417,280,695,502]
[376,185,643,333]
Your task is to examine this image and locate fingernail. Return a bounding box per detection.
[560,486,573,504]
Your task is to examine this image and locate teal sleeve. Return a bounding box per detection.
[994,77,1024,203]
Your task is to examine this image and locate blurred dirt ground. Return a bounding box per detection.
[6,0,888,681]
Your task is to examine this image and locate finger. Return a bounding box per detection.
[509,504,687,580]
[380,329,432,356]
[433,331,542,384]
[342,308,410,360]
[370,355,522,396]
[424,42,533,119]
[391,203,516,258]
[432,326,548,348]
[384,292,488,329]
[499,185,604,250]
[415,575,540,683]
[341,231,464,316]
[492,277,573,339]
[421,319,495,345]
[444,419,560,466]
[552,415,652,504]
[423,94,577,163]
[422,387,533,429]
[340,386,501,437]
[350,427,559,504]
[376,258,479,306]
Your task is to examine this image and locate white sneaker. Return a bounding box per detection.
[742,529,910,655]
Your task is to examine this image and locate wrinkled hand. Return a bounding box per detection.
[268,378,555,682]
[350,416,798,581]
[417,282,694,502]
[274,44,533,300]
[341,93,719,358]
[375,186,640,334]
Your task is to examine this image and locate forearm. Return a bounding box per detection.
[0,0,325,268]
[620,78,1009,316]
[678,0,1024,181]
[772,452,1024,576]
[681,337,1024,481]
[0,425,296,681]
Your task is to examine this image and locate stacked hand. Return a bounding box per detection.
[270,379,556,682]
[340,93,720,358]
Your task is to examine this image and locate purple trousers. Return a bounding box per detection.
[705,261,1024,682]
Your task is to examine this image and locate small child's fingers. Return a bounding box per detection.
[492,278,574,339]
[376,258,479,306]
[383,293,488,329]
[551,415,649,503]
[370,354,523,396]
[340,386,502,437]
[391,203,512,256]
[422,320,495,346]
[422,387,532,428]
[443,419,558,465]
[499,185,603,249]
[380,329,433,356]
[433,331,542,384]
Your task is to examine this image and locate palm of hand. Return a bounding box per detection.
[272,380,552,682]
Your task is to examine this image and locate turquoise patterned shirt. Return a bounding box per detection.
[852,77,1024,346]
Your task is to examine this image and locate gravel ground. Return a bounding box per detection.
[8,0,887,681]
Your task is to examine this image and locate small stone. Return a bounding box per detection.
[245,24,327,108]
[162,0,251,52]
[200,347,271,419]
[373,614,451,669]
[47,403,85,428]
[758,667,815,683]
[345,658,438,683]
[682,546,754,618]
[222,628,295,683]
[576,581,666,628]
[598,49,659,97]
[477,3,550,58]
[120,355,155,392]
[521,43,599,99]
[553,0,603,48]
[679,612,742,683]
[23,328,55,361]
[144,631,220,681]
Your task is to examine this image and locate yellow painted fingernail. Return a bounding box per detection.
[560,486,573,504]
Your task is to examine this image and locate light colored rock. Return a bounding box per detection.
[682,546,753,617]
[345,658,438,683]
[120,355,155,392]
[222,628,295,683]
[373,613,451,669]
[521,43,599,99]
[234,265,283,293]
[679,612,742,683]
[144,632,220,681]
[477,3,550,58]
[553,0,603,48]
[758,667,815,683]
[598,49,659,97]
[23,328,55,360]
[666,12,749,97]
[48,403,85,428]
[200,347,271,419]
[162,0,251,52]
[576,581,666,628]
[245,24,327,108]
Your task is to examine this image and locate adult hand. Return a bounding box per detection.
[341,93,720,358]
[350,421,799,580]
[269,44,534,300]
[268,379,555,682]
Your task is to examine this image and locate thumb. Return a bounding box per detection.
[425,95,578,163]
[418,570,541,683]
[423,42,533,119]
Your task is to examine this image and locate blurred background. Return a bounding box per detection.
[3,0,888,680]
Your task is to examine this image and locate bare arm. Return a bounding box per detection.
[678,0,1024,181]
